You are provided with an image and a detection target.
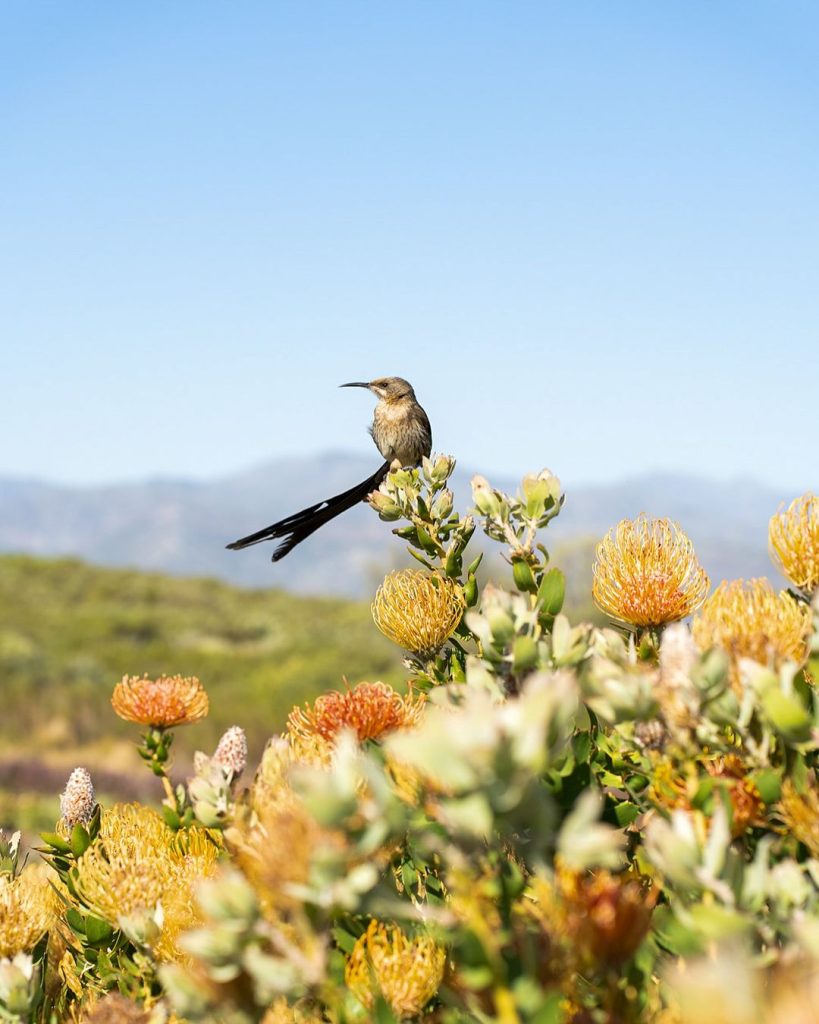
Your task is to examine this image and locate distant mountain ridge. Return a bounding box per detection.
[0,454,793,596]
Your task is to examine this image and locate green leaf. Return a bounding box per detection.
[66,907,86,935]
[467,551,484,576]
[39,832,71,853]
[512,635,539,673]
[614,801,640,827]
[401,861,418,890]
[85,916,114,945]
[762,689,812,742]
[407,548,433,568]
[537,568,565,617]
[331,926,357,955]
[163,805,181,830]
[512,558,537,594]
[751,769,781,804]
[69,823,92,858]
[415,526,439,555]
[572,732,592,764]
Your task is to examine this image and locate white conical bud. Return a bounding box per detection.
[59,767,96,829]
[211,726,247,779]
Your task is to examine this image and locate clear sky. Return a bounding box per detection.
[2,2,817,492]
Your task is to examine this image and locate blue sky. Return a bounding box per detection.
[2,2,817,493]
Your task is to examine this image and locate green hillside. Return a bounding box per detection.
[0,554,404,762]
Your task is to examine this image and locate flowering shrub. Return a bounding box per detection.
[3,457,819,1023]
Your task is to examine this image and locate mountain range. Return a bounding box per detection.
[0,453,795,597]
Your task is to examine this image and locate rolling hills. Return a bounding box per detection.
[0,453,798,596]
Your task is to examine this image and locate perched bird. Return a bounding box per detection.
[226,376,432,562]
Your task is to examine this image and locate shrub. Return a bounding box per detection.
[4,459,819,1023]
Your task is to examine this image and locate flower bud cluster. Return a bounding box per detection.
[471,469,563,556]
[369,455,476,579]
[187,726,248,828]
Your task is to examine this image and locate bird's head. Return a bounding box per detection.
[340,377,416,402]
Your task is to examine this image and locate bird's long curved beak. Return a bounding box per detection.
[340,382,370,389]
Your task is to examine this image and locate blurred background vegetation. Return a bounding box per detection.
[0,547,602,838]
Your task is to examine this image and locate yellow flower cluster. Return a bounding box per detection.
[692,578,811,679]
[111,674,209,727]
[372,569,465,656]
[0,864,54,958]
[592,516,710,628]
[345,920,446,1017]
[73,804,220,961]
[769,492,819,596]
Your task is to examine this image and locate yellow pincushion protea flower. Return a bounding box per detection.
[111,674,209,727]
[372,569,465,656]
[692,578,811,678]
[75,804,220,960]
[769,493,819,596]
[778,779,819,857]
[592,516,710,629]
[0,865,54,957]
[286,681,424,767]
[345,920,446,1017]
[262,998,324,1024]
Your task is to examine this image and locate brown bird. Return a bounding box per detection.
[226,377,432,562]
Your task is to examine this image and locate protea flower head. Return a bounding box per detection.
[0,866,53,958]
[286,681,424,767]
[344,919,446,1017]
[769,492,819,596]
[554,865,657,967]
[111,674,209,727]
[592,515,710,628]
[76,804,219,959]
[372,569,465,657]
[692,578,811,679]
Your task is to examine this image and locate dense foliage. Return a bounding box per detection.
[2,466,818,1023]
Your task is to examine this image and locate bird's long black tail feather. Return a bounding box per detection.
[226,461,390,562]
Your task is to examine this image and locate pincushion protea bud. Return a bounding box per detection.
[59,767,96,829]
[211,726,248,779]
[345,920,445,1017]
[769,492,819,596]
[692,578,811,679]
[592,515,710,629]
[372,569,465,657]
[111,674,209,727]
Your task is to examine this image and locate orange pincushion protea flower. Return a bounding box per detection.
[286,681,424,766]
[592,516,709,628]
[111,674,209,727]
[769,493,819,596]
[554,864,656,967]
